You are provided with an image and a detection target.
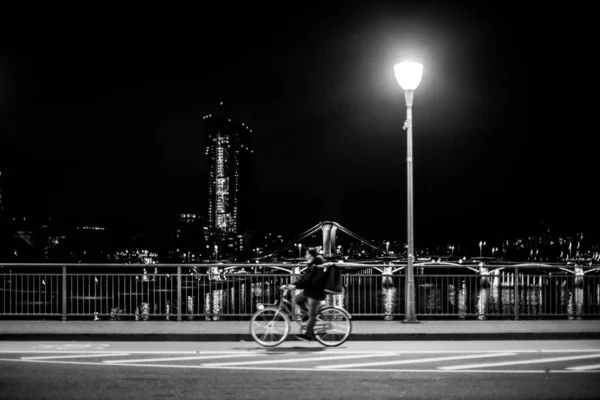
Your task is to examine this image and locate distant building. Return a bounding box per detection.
[496,230,593,262]
[168,213,205,262]
[204,106,254,234]
[176,213,202,226]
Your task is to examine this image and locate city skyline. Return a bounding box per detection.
[2,209,598,264]
[0,2,595,246]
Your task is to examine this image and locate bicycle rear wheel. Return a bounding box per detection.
[313,307,352,347]
[250,308,290,347]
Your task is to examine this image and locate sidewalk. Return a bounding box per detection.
[1,320,599,341]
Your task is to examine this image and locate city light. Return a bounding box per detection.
[393,61,423,91]
[394,59,424,324]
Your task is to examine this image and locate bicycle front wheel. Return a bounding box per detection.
[250,308,290,347]
[313,307,352,347]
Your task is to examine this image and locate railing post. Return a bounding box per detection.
[177,265,182,322]
[514,267,519,321]
[62,266,67,322]
[291,265,298,320]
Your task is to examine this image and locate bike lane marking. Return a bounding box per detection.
[21,353,127,360]
[440,354,600,370]
[539,349,600,352]
[2,354,600,374]
[566,363,600,371]
[26,344,112,351]
[9,360,597,374]
[316,352,517,369]
[203,352,398,366]
[0,350,257,354]
[104,353,265,364]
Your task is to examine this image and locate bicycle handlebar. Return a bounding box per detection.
[280,285,296,295]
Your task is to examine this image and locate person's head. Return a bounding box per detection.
[305,247,319,262]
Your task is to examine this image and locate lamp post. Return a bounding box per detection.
[394,60,423,323]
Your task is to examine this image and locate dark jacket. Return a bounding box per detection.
[293,255,327,300]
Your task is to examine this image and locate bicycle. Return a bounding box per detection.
[249,285,352,347]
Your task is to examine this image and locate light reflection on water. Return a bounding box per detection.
[196,273,595,319]
[383,287,397,320]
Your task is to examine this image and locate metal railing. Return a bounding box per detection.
[0,263,598,320]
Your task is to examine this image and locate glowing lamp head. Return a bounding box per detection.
[256,303,264,311]
[394,61,423,90]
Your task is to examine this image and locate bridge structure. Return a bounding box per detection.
[259,220,388,259]
[2,221,599,321]
[2,259,599,321]
[241,221,600,279]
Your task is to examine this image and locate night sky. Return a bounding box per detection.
[0,2,595,247]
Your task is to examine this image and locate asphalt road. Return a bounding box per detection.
[1,341,600,400]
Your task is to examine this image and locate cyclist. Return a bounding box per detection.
[283,247,328,342]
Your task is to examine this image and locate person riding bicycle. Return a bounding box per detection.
[283,247,329,342]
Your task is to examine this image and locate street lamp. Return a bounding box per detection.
[394,60,423,324]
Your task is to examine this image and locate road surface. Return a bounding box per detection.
[1,340,599,399]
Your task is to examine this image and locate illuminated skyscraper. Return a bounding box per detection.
[204,106,254,234]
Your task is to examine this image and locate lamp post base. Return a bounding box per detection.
[402,319,421,324]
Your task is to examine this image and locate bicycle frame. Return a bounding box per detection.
[251,287,353,347]
[257,288,351,331]
[257,287,305,327]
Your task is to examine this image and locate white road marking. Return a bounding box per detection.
[10,359,600,373]
[440,354,600,370]
[21,353,126,360]
[0,350,262,354]
[550,369,600,373]
[566,363,600,371]
[203,353,397,366]
[539,349,600,352]
[2,357,600,374]
[2,349,600,354]
[30,344,96,349]
[105,354,264,364]
[0,359,108,365]
[317,352,517,369]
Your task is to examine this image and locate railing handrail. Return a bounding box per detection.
[1,262,599,270]
[1,263,598,321]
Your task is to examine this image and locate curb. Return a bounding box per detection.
[1,332,599,341]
